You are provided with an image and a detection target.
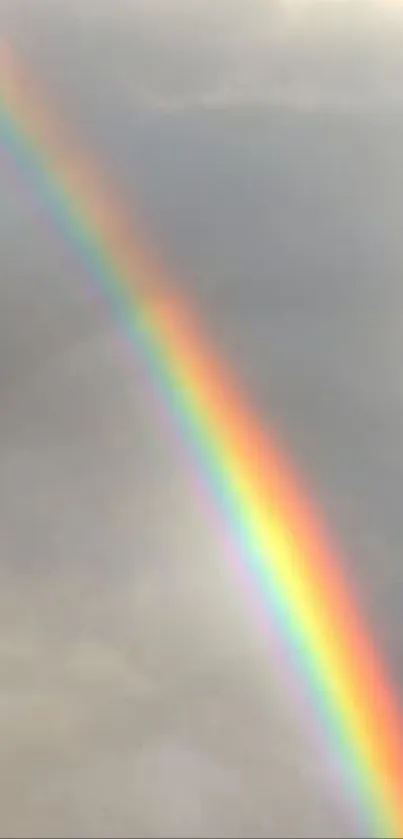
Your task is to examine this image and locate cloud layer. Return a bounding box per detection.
[3,0,403,112]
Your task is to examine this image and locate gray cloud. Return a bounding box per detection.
[3,0,403,111]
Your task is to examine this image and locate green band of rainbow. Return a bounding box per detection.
[0,40,402,838]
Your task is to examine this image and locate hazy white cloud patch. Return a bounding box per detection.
[2,0,403,112]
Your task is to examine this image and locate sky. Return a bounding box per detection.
[4,0,403,111]
[0,2,403,837]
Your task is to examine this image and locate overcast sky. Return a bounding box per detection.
[3,0,403,110]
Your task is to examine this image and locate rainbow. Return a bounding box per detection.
[0,39,402,838]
